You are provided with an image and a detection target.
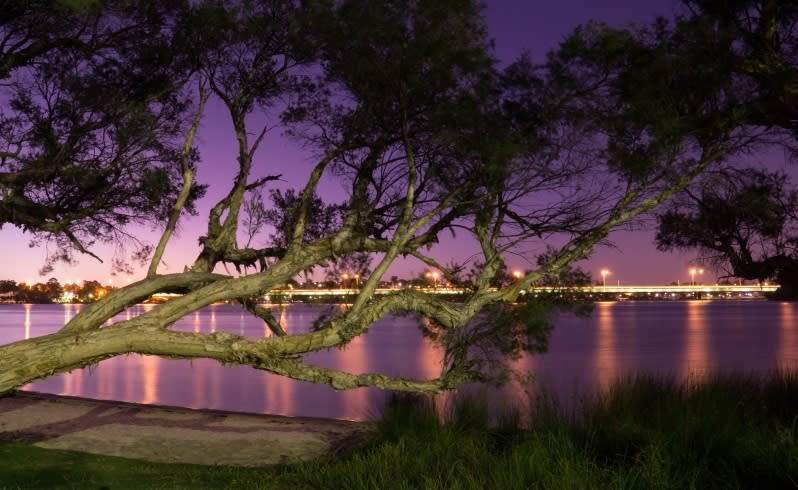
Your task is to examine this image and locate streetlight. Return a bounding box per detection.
[425,271,439,289]
[512,270,523,281]
[601,269,610,287]
[342,273,359,289]
[342,273,349,289]
[689,267,704,285]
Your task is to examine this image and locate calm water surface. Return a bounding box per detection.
[2,300,797,420]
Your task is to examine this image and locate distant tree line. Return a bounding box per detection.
[0,279,110,303]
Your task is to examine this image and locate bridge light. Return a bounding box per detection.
[601,269,610,287]
[689,267,704,285]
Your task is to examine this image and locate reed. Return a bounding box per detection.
[1,370,797,489]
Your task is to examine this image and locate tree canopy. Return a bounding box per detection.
[657,167,798,296]
[1,0,795,396]
[650,0,798,297]
[0,0,204,271]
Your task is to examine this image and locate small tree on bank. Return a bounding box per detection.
[0,0,794,395]
[657,168,798,297]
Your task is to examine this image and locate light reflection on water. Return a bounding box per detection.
[780,302,796,364]
[684,300,710,379]
[594,302,617,390]
[23,304,31,340]
[1,300,797,421]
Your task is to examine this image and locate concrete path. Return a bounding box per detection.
[0,391,374,467]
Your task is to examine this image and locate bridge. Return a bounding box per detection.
[257,284,779,302]
[542,284,778,296]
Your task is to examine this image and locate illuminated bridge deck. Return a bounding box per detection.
[539,284,778,295]
[149,285,779,303]
[260,284,779,299]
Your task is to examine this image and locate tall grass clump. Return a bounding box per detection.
[277,390,609,489]
[286,371,798,489]
[570,370,798,488]
[2,370,797,488]
[278,392,502,489]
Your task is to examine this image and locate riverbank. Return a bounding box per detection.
[1,371,797,488]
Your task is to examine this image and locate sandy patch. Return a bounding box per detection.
[36,424,331,466]
[94,407,128,417]
[134,410,206,421]
[0,401,94,431]
[1,393,376,466]
[207,416,296,429]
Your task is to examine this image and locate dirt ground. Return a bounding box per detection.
[0,391,375,466]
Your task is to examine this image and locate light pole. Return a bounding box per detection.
[425,271,439,289]
[342,273,359,289]
[689,267,704,285]
[601,269,610,287]
[512,270,522,281]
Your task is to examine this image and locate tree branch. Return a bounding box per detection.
[240,299,288,336]
[148,82,209,277]
[61,272,228,334]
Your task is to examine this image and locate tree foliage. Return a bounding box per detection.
[648,0,798,297]
[324,252,373,287]
[657,167,798,296]
[0,0,205,270]
[263,188,344,250]
[0,0,794,396]
[535,248,593,287]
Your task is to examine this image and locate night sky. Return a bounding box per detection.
[3,0,779,286]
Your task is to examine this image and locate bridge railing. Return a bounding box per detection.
[254,284,779,300]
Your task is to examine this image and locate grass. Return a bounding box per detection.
[2,371,798,489]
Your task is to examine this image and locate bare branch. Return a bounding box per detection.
[148,83,209,277]
[61,272,229,334]
[240,299,288,336]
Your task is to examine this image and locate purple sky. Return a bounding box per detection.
[2,0,770,286]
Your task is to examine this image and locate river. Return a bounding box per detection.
[2,300,796,421]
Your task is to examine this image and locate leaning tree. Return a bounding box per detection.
[0,0,789,395]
